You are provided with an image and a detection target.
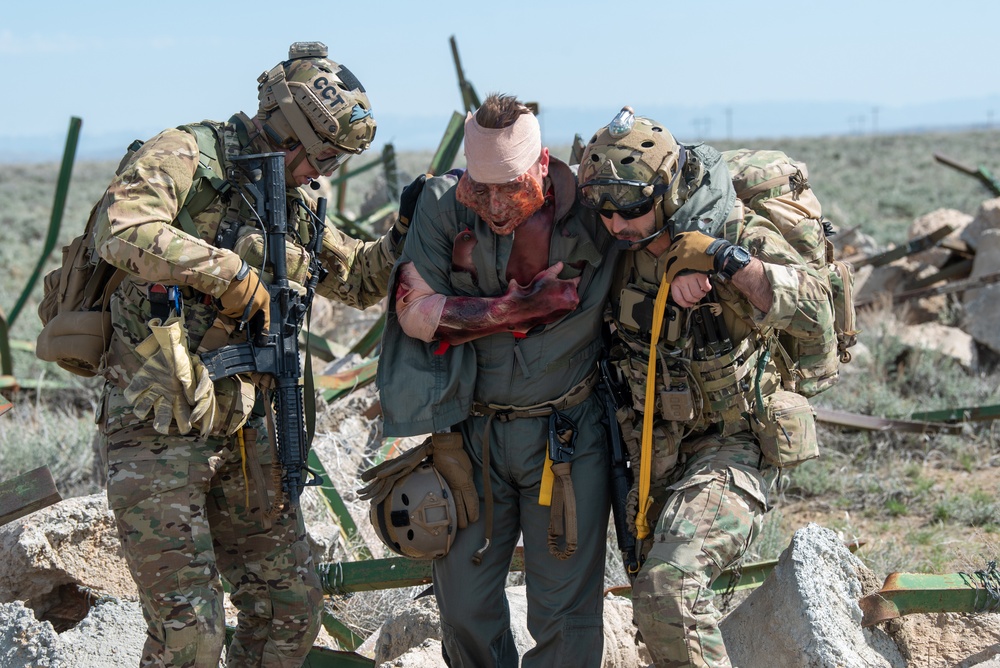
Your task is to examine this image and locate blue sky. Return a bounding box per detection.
[3,1,999,159]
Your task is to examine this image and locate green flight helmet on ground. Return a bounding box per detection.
[257,41,377,176]
[369,462,457,559]
[578,107,687,235]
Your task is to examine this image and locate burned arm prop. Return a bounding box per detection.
[395,261,580,346]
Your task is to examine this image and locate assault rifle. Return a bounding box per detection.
[598,357,641,580]
[200,152,326,507]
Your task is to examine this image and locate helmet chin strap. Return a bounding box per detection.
[612,197,671,251]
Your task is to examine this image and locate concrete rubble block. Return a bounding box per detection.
[909,208,974,268]
[0,596,170,668]
[719,523,907,668]
[964,228,1000,354]
[0,493,135,618]
[377,638,443,668]
[50,597,147,668]
[854,259,920,306]
[896,322,979,371]
[960,197,1000,252]
[0,600,60,667]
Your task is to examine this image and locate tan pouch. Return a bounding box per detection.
[35,310,112,377]
[212,374,257,436]
[752,390,818,468]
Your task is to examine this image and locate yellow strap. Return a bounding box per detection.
[635,273,671,540]
[237,428,250,509]
[538,447,555,506]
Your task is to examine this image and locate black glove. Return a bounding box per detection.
[391,173,429,250]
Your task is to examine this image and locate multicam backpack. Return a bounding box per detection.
[36,125,230,377]
[722,149,858,397]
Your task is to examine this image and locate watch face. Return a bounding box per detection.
[719,245,751,279]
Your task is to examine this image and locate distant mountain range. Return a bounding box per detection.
[3,96,998,163]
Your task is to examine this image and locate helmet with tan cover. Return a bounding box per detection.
[578,107,688,226]
[369,462,457,559]
[257,41,376,175]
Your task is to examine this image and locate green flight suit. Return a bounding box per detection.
[378,159,619,668]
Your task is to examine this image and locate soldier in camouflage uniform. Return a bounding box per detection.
[93,43,403,668]
[577,108,835,668]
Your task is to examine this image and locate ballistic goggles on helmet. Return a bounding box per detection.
[311,144,349,175]
[578,147,686,218]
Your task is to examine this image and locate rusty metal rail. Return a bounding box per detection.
[859,563,1000,627]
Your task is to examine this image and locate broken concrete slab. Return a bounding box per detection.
[720,523,907,668]
[909,208,974,268]
[964,228,1000,354]
[0,492,135,624]
[960,197,1000,251]
[896,322,978,371]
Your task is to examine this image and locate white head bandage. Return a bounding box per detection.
[463,111,542,183]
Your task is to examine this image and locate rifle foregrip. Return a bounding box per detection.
[273,382,307,507]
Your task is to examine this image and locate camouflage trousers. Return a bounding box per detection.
[100,385,322,668]
[632,431,774,668]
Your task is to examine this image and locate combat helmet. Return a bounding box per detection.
[257,41,376,176]
[578,107,687,245]
[369,462,457,559]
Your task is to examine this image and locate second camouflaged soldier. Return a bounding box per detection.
[92,43,403,667]
[578,108,836,667]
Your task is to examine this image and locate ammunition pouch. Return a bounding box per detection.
[689,336,758,436]
[750,390,818,468]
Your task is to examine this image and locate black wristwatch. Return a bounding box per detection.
[715,244,752,281]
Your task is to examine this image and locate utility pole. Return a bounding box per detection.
[725,107,733,140]
[872,106,879,135]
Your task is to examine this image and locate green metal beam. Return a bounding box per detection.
[0,312,11,377]
[348,314,386,358]
[852,224,954,269]
[320,609,366,652]
[814,406,964,435]
[0,466,62,528]
[305,331,350,364]
[910,403,1000,423]
[320,548,527,596]
[428,112,465,177]
[859,568,1000,627]
[325,157,384,188]
[307,449,372,562]
[317,357,379,402]
[9,117,82,327]
[224,627,373,667]
[934,153,1000,197]
[449,35,481,114]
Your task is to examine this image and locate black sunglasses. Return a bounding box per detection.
[597,198,656,220]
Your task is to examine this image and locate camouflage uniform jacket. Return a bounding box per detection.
[95,112,397,387]
[610,144,835,457]
[378,158,619,436]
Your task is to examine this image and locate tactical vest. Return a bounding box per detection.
[610,238,781,448]
[102,122,316,382]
